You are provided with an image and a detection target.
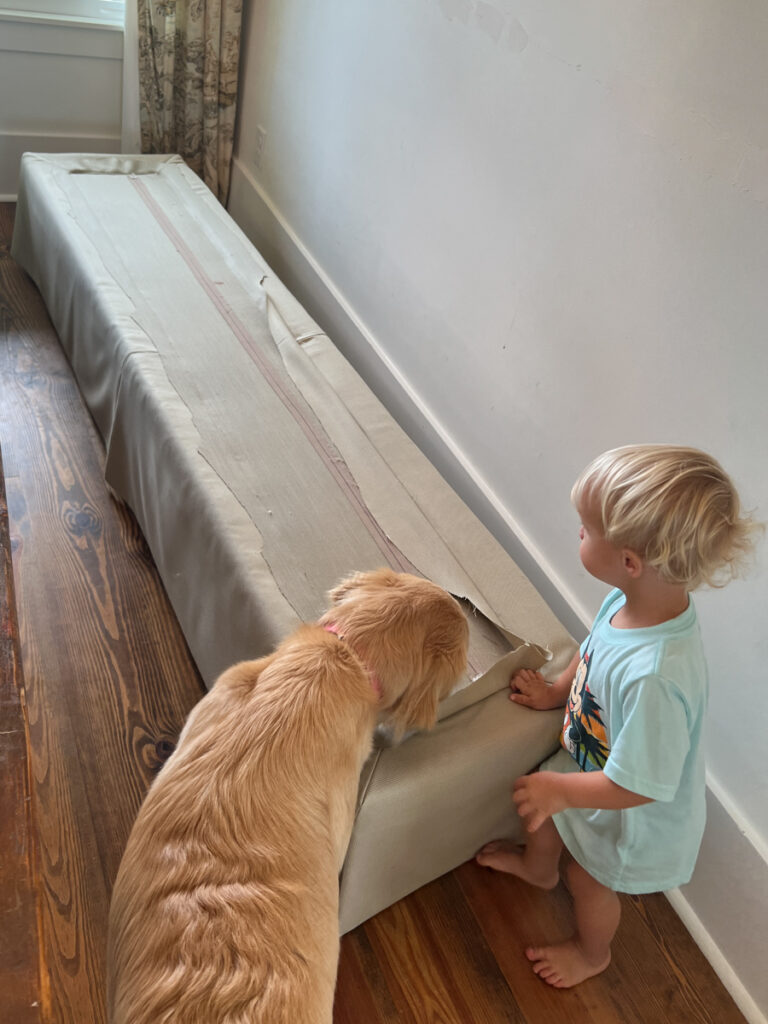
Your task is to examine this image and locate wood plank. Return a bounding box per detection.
[454,859,598,1020]
[335,927,401,1024]
[612,893,748,1024]
[0,443,43,1023]
[1,203,206,1024]
[359,872,527,1023]
[455,859,747,1023]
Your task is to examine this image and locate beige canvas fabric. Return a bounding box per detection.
[12,153,577,928]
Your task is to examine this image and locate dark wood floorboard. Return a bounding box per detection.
[0,440,42,1024]
[1,202,206,1023]
[0,201,749,1023]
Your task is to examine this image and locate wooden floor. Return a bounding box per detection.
[0,201,749,1024]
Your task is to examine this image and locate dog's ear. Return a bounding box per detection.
[387,679,443,739]
[327,572,363,606]
[387,592,469,738]
[387,644,466,738]
[327,568,399,606]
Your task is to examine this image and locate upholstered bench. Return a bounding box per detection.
[11,153,576,932]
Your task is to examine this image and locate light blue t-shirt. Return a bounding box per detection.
[547,588,708,894]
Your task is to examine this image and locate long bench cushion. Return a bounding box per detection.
[12,153,577,928]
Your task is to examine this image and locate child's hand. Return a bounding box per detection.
[509,669,563,710]
[513,772,568,832]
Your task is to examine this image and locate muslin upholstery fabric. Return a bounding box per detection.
[12,153,577,930]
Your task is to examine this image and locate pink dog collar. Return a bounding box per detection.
[323,622,382,699]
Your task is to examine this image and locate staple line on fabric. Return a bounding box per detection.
[127,173,415,575]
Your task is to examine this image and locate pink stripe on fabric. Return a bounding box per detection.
[127,174,416,575]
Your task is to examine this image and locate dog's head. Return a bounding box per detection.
[320,568,469,737]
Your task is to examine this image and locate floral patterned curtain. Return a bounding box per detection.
[137,0,243,204]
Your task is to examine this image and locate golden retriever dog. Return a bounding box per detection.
[106,569,468,1024]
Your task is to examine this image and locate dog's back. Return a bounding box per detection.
[107,571,469,1024]
[107,630,376,1024]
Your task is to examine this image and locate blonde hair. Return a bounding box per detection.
[571,445,761,589]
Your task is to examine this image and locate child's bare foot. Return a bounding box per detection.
[526,940,611,988]
[475,840,559,889]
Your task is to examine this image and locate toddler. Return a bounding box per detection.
[477,444,759,988]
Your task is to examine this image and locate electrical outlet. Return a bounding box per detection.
[253,125,266,172]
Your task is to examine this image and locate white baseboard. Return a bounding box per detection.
[226,154,768,1022]
[667,888,766,1024]
[667,782,768,1023]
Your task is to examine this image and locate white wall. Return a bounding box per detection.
[230,0,768,1016]
[0,11,123,198]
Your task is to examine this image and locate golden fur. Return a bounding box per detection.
[106,569,468,1024]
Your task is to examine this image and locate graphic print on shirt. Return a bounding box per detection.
[561,649,610,770]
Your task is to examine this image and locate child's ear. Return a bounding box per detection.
[622,549,644,578]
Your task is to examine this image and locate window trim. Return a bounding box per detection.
[0,0,124,28]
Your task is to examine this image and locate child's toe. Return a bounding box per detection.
[476,840,502,860]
